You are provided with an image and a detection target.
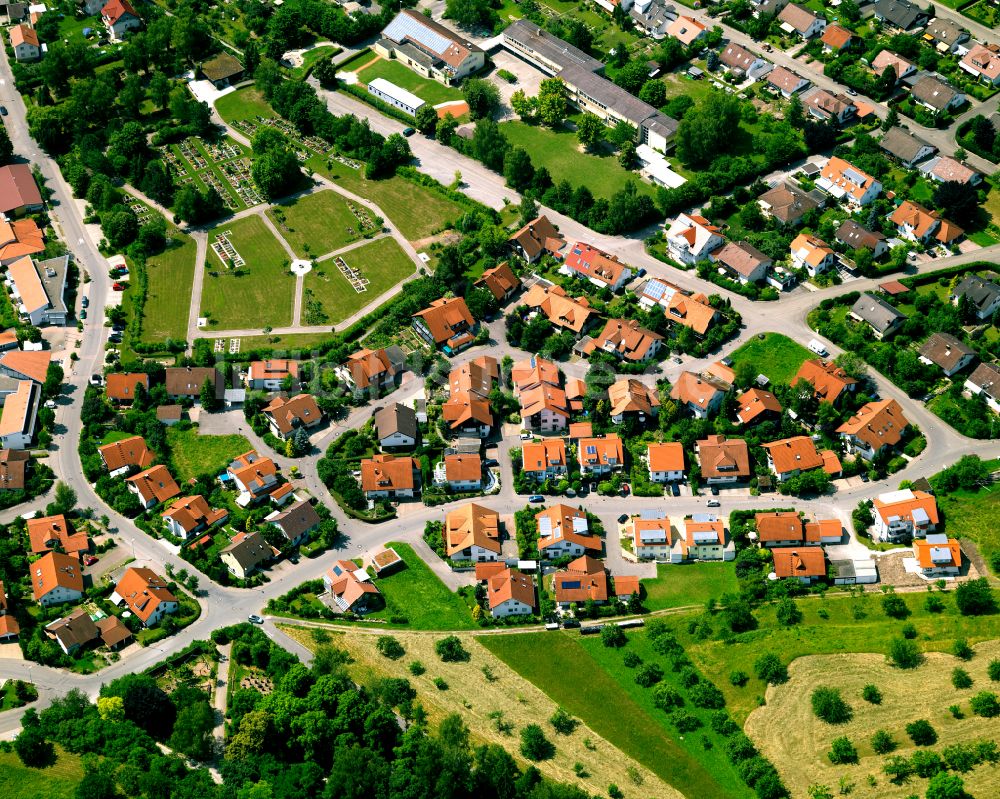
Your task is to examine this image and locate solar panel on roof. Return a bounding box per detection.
[383,13,452,55]
[539,518,552,534]
[640,530,666,542]
[572,517,589,532]
[929,547,952,563]
[693,531,717,543]
[925,533,948,544]
[562,580,581,589]
[640,509,665,520]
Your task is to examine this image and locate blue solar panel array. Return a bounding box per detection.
[383,13,451,55]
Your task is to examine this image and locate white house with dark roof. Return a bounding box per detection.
[965,362,1000,413]
[950,275,1000,321]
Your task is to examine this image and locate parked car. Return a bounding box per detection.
[83,555,98,566]
[0,106,7,115]
[707,499,721,508]
[90,374,103,386]
[79,309,87,319]
[248,614,264,624]
[528,495,545,503]
[561,619,581,628]
[710,486,719,496]
[402,127,416,137]
[112,282,125,291]
[519,431,533,440]
[671,483,680,497]
[808,338,828,357]
[44,399,57,409]
[617,514,629,524]
[81,296,89,308]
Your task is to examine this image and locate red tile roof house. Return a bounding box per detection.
[665,213,725,265]
[793,358,858,404]
[755,511,806,547]
[126,464,180,509]
[629,513,673,561]
[434,452,483,492]
[263,393,323,440]
[871,488,938,542]
[0,164,43,217]
[105,372,149,404]
[31,551,84,606]
[227,451,282,505]
[487,569,536,618]
[338,347,403,394]
[507,215,566,264]
[9,23,39,61]
[520,438,568,482]
[762,436,840,482]
[412,296,476,355]
[162,494,228,540]
[445,502,501,562]
[913,535,962,577]
[323,560,380,613]
[772,547,826,583]
[735,388,782,425]
[836,398,910,460]
[164,366,223,402]
[578,434,624,477]
[97,434,154,478]
[712,241,772,285]
[28,514,90,559]
[561,242,633,292]
[474,262,521,302]
[537,504,602,559]
[696,434,750,484]
[245,359,299,391]
[646,442,685,483]
[101,0,141,40]
[682,514,733,561]
[609,378,659,425]
[553,555,609,610]
[109,566,178,627]
[361,453,420,500]
[583,319,663,362]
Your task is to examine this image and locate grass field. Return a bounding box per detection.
[360,542,476,630]
[201,215,295,330]
[936,469,1000,565]
[143,233,198,343]
[484,632,754,799]
[199,332,335,352]
[499,120,654,201]
[729,333,813,385]
[283,627,681,798]
[746,641,1000,798]
[642,561,740,610]
[102,430,135,445]
[357,58,464,106]
[0,746,83,799]
[304,236,415,325]
[266,190,367,258]
[215,87,276,124]
[167,425,252,481]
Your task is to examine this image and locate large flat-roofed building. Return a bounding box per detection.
[367,78,426,116]
[501,19,677,151]
[6,255,68,326]
[375,9,485,85]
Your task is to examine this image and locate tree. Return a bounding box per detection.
[52,481,77,515]
[775,597,802,626]
[376,636,405,660]
[510,89,537,121]
[862,684,882,704]
[576,113,605,150]
[200,378,220,412]
[503,147,534,192]
[925,773,964,799]
[827,736,858,764]
[933,180,980,226]
[969,691,1000,717]
[811,687,853,724]
[882,106,899,131]
[951,668,972,689]
[906,719,938,746]
[0,125,13,165]
[754,653,788,685]
[881,592,909,619]
[13,725,54,767]
[639,79,667,108]
[952,638,973,660]
[435,636,470,662]
[549,707,577,735]
[75,761,119,799]
[675,91,743,167]
[871,729,896,754]
[169,700,215,760]
[414,104,438,135]
[462,78,501,121]
[955,578,996,616]
[537,78,569,127]
[444,0,498,29]
[313,58,338,89]
[888,636,923,669]
[519,724,555,760]
[601,624,626,648]
[613,60,649,95]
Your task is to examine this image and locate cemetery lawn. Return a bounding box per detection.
[200,215,295,330]
[303,236,415,325]
[142,233,198,343]
[266,190,367,258]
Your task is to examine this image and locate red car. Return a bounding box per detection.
[83,555,98,566]
[112,282,125,291]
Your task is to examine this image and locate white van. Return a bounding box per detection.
[808,339,828,357]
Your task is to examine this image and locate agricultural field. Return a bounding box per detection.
[201,215,296,330]
[141,233,198,343]
[0,746,83,799]
[747,642,1000,798]
[167,425,252,481]
[282,626,681,798]
[500,120,656,201]
[266,190,376,258]
[484,631,754,799]
[302,236,415,326]
[355,57,465,106]
[729,333,814,385]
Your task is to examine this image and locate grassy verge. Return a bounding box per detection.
[935,464,1000,566]
[303,236,415,325]
[729,333,813,385]
[0,746,83,799]
[167,425,252,481]
[142,233,198,342]
[201,214,295,330]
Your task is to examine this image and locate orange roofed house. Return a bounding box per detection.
[10,24,39,61]
[638,278,719,336]
[0,380,38,450]
[445,502,501,562]
[263,393,323,440]
[537,504,601,559]
[0,348,51,384]
[361,453,420,500]
[508,215,566,263]
[101,0,141,40]
[666,213,725,265]
[762,436,841,482]
[793,359,857,404]
[375,9,484,83]
[0,449,28,492]
[323,560,380,613]
[521,284,595,335]
[773,547,826,583]
[339,347,404,394]
[227,451,283,506]
[913,534,962,577]
[105,373,149,405]
[609,378,659,424]
[474,262,521,302]
[561,242,633,292]
[578,434,624,477]
[696,434,750,484]
[246,359,299,391]
[871,488,938,542]
[487,569,536,618]
[31,551,84,606]
[126,464,180,509]
[97,434,154,477]
[584,319,663,362]
[736,388,782,425]
[553,555,608,610]
[647,441,684,483]
[755,512,842,548]
[7,253,66,328]
[163,494,229,540]
[28,514,90,559]
[109,567,178,627]
[670,371,728,419]
[837,398,910,460]
[0,164,43,217]
[891,200,963,246]
[412,297,476,355]
[521,438,568,482]
[435,453,483,492]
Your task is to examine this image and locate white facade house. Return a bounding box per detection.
[965,363,1000,414]
[367,78,426,116]
[665,213,725,265]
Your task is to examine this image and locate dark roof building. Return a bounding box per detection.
[873,0,930,30]
[879,126,936,167]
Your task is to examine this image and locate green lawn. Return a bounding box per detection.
[0,746,83,799]
[215,87,277,124]
[167,425,252,481]
[642,561,740,610]
[935,462,1000,566]
[289,45,343,80]
[143,233,198,343]
[729,333,813,385]
[356,58,464,106]
[201,215,295,330]
[101,430,135,445]
[500,120,654,201]
[304,236,415,325]
[335,48,378,73]
[199,331,334,352]
[362,542,476,630]
[266,190,369,258]
[483,632,754,799]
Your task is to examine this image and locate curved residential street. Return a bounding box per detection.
[1,17,999,741]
